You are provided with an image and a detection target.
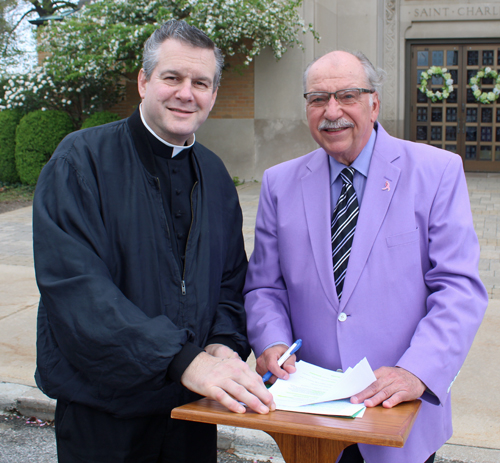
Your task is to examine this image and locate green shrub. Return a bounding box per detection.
[15,110,74,185]
[0,110,23,183]
[81,111,121,129]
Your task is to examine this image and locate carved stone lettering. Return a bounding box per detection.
[408,4,500,21]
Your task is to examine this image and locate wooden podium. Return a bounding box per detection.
[172,398,421,463]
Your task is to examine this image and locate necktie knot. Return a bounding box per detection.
[340,167,355,186]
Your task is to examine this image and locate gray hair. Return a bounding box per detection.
[142,20,224,90]
[303,50,386,96]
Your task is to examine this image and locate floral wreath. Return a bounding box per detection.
[469,67,500,104]
[419,66,454,102]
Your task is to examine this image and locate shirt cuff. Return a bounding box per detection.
[167,342,204,383]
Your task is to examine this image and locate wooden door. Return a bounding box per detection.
[410,43,500,172]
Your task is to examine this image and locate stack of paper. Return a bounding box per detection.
[269,357,377,418]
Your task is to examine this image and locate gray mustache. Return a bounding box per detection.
[318,118,355,130]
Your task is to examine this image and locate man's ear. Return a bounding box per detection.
[370,92,380,123]
[209,87,218,111]
[138,69,147,100]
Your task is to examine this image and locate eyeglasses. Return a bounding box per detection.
[304,88,375,107]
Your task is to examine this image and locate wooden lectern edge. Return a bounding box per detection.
[171,398,421,449]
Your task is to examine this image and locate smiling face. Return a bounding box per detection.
[305,51,380,166]
[138,38,218,145]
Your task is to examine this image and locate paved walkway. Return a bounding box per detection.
[0,173,499,462]
[467,173,500,299]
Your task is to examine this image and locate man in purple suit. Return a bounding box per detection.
[244,50,488,463]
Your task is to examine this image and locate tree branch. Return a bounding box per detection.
[51,1,80,10]
[8,7,37,35]
[1,6,36,57]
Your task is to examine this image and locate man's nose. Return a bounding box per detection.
[175,80,194,100]
[324,95,343,119]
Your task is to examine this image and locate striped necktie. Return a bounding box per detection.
[331,167,359,300]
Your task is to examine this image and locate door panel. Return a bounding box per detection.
[410,43,500,172]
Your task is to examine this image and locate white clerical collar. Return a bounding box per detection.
[139,104,195,158]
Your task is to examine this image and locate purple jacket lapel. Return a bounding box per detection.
[301,150,339,310]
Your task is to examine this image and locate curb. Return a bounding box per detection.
[436,444,500,463]
[2,382,499,463]
[0,382,56,422]
[218,425,284,462]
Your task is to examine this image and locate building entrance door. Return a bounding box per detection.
[410,43,500,172]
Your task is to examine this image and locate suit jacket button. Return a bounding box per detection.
[338,312,347,322]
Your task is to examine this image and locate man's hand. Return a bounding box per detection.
[205,343,240,360]
[256,344,297,384]
[350,366,426,408]
[181,351,275,414]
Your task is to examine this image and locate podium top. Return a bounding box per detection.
[171,398,421,448]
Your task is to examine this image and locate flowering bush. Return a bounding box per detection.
[0,0,318,125]
[185,0,318,64]
[418,66,454,102]
[39,0,317,71]
[469,67,500,104]
[0,71,121,127]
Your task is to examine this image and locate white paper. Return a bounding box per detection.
[277,398,366,418]
[270,357,377,408]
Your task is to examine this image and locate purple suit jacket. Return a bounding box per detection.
[244,125,488,463]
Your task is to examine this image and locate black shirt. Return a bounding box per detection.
[131,111,196,274]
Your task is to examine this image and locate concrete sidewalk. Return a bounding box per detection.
[1,174,499,462]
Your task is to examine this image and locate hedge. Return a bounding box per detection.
[15,110,74,185]
[81,111,121,129]
[0,110,23,183]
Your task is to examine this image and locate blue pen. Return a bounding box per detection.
[262,339,302,382]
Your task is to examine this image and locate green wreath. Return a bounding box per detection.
[419,66,454,102]
[469,67,500,104]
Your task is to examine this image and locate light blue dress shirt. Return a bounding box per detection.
[329,128,377,216]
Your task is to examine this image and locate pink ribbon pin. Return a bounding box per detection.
[382,181,390,191]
